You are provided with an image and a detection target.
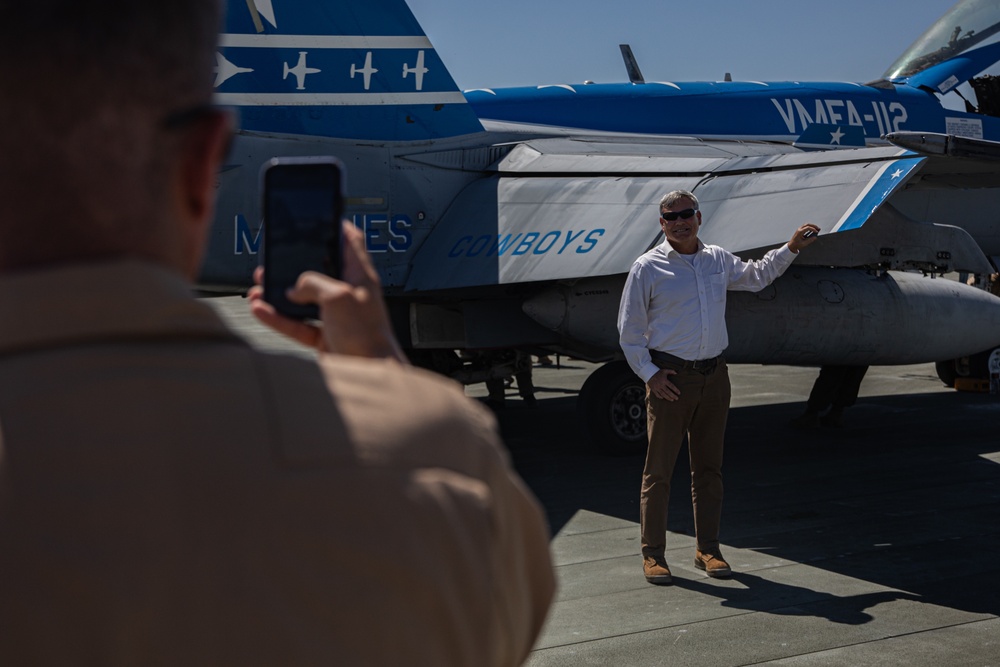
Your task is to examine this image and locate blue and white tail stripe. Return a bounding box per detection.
[831,155,924,233]
[216,0,483,141]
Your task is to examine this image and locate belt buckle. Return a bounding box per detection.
[692,357,717,373]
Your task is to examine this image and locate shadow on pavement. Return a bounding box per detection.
[496,389,1000,618]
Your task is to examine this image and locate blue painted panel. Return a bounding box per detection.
[218,0,482,140]
[833,158,925,232]
[906,41,1000,93]
[217,45,458,96]
[225,0,425,37]
[469,82,947,144]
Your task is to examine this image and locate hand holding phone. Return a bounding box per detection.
[249,221,409,362]
[261,157,345,319]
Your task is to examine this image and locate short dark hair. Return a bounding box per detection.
[0,0,223,269]
[0,1,221,112]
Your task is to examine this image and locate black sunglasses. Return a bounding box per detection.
[161,104,219,130]
[661,208,698,222]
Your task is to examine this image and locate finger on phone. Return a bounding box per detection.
[340,222,382,289]
[250,290,323,349]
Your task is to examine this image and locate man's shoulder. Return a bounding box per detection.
[328,356,505,469]
[326,353,470,402]
[631,245,668,269]
[257,351,502,469]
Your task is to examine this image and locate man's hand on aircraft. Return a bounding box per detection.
[648,368,681,401]
[788,224,821,253]
[249,222,409,363]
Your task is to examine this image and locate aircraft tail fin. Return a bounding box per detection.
[216,0,484,141]
[619,45,645,84]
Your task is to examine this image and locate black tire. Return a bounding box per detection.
[935,360,957,387]
[578,361,648,456]
[937,346,1000,386]
[968,347,1000,380]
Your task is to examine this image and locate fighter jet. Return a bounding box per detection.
[205,0,1000,454]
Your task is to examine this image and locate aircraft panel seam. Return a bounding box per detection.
[214,92,467,106]
[493,158,915,180]
[219,35,433,49]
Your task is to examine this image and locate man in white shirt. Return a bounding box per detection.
[618,190,818,585]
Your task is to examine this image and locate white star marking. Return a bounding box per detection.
[891,169,904,179]
[830,127,845,145]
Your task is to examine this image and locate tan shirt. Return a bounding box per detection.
[0,260,554,666]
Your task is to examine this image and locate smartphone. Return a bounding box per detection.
[261,157,345,320]
[803,229,817,238]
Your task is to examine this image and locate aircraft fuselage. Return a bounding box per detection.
[466,81,1000,148]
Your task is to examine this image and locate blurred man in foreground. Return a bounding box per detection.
[0,2,554,664]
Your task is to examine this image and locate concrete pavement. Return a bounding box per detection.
[204,294,1000,666]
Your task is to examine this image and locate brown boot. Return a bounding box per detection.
[694,549,732,578]
[643,555,673,585]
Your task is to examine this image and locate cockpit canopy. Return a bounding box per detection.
[884,0,1000,83]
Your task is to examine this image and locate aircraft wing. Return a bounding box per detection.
[404,138,932,291]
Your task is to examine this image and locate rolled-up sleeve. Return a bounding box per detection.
[726,244,797,291]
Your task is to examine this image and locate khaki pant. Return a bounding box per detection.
[640,361,731,556]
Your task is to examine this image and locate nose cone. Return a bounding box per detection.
[891,272,1000,359]
[522,288,567,332]
[522,276,625,351]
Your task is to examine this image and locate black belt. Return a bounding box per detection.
[650,350,720,373]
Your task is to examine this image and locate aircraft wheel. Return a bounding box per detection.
[935,360,957,387]
[970,347,1000,380]
[578,361,648,456]
[937,346,1000,387]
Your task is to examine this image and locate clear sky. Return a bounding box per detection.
[405,1,960,90]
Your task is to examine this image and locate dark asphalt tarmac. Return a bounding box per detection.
[205,295,1000,666]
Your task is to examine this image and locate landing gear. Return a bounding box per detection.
[935,360,958,387]
[936,346,1000,387]
[578,361,648,456]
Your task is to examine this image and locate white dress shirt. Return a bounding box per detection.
[618,240,797,383]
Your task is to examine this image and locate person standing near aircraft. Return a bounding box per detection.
[618,190,818,584]
[790,365,870,429]
[484,350,538,409]
[0,2,553,664]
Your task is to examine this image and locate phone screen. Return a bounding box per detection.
[262,158,344,320]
